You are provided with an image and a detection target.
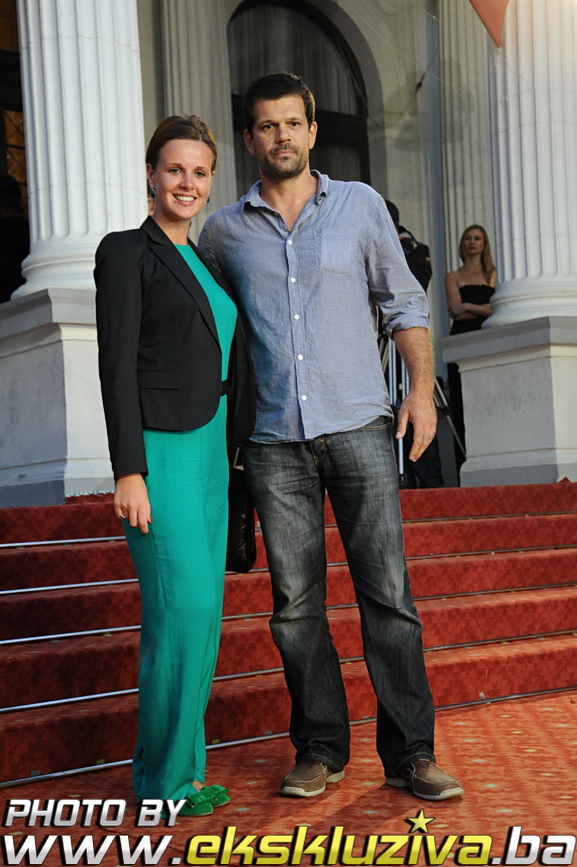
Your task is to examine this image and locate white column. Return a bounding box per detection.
[0,0,145,505]
[13,0,146,296]
[161,0,236,236]
[441,0,577,486]
[486,0,577,327]
[439,0,495,271]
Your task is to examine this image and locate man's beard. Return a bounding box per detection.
[261,146,309,180]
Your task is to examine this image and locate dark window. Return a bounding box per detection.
[0,48,26,210]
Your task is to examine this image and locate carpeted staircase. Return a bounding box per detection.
[1,482,577,784]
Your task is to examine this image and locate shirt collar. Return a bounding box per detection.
[242,170,328,211]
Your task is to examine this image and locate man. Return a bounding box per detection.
[385,200,444,489]
[199,73,463,802]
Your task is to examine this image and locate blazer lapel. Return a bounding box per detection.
[141,217,219,346]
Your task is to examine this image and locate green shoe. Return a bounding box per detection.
[177,788,214,817]
[201,784,231,807]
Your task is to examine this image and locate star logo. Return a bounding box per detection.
[405,808,436,833]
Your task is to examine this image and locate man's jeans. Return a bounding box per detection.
[243,417,435,777]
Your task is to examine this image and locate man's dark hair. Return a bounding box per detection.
[386,200,432,291]
[242,72,316,133]
[385,200,400,232]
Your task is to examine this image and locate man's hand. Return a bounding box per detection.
[392,326,437,461]
[114,473,152,534]
[395,390,437,461]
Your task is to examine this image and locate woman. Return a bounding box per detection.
[95,116,255,816]
[445,224,496,474]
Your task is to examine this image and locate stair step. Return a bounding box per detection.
[0,541,135,590]
[407,547,577,597]
[215,586,577,678]
[420,586,577,648]
[5,586,577,708]
[401,513,577,556]
[425,633,577,707]
[399,481,577,521]
[0,530,268,591]
[208,633,577,743]
[0,633,139,708]
[0,501,120,544]
[1,632,576,782]
[4,548,577,640]
[0,693,139,782]
[3,511,577,594]
[0,582,141,641]
[2,482,576,545]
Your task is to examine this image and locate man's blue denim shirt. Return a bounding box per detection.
[198,172,429,443]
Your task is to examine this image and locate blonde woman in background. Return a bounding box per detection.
[445,224,496,476]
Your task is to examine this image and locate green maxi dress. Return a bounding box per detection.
[125,244,237,802]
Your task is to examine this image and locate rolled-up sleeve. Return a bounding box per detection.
[365,195,430,336]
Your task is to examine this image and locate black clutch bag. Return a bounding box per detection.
[226,451,256,573]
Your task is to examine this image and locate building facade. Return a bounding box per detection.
[0,0,576,505]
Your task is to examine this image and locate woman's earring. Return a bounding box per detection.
[206,195,210,204]
[149,188,155,198]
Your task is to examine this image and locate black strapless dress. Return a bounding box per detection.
[448,284,494,473]
[449,284,495,336]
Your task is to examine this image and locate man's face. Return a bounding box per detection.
[243,94,317,181]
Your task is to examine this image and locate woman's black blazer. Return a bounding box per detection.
[94,217,255,480]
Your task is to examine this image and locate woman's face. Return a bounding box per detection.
[147,138,214,227]
[462,228,485,257]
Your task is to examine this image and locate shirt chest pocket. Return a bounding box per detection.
[315,229,358,276]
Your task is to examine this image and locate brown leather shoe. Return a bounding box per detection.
[386,759,464,801]
[280,760,345,797]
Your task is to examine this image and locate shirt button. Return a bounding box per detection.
[290,277,296,283]
[288,240,293,245]
[294,314,300,320]
[297,354,303,360]
[301,395,307,400]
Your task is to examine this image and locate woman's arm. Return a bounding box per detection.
[461,301,493,319]
[445,271,493,320]
[445,271,473,319]
[94,232,151,533]
[463,269,496,320]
